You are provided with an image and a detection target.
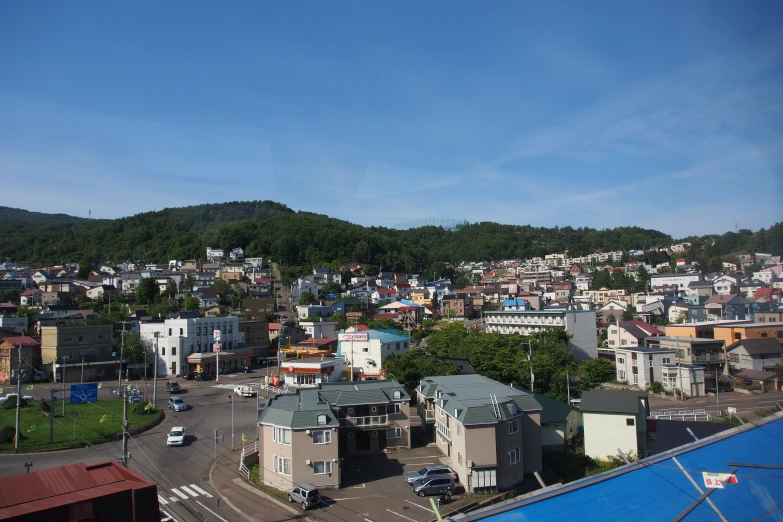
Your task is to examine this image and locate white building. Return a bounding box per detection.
[615,346,677,389]
[299,320,338,340]
[650,273,703,291]
[279,357,346,387]
[660,364,705,397]
[336,328,411,380]
[290,278,319,301]
[484,309,598,359]
[297,304,333,320]
[206,247,224,262]
[139,314,243,377]
[581,390,649,460]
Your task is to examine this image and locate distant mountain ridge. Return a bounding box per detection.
[0,201,779,272]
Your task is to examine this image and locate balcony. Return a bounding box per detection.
[340,414,389,428]
[417,408,436,423]
[692,354,725,363]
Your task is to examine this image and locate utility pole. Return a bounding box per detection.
[527,340,535,393]
[14,345,22,450]
[62,355,69,416]
[230,394,235,451]
[715,368,720,415]
[49,388,55,444]
[117,322,126,391]
[152,332,159,409]
[81,356,85,384]
[121,388,129,467]
[566,371,571,406]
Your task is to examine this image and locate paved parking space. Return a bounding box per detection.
[316,445,461,522]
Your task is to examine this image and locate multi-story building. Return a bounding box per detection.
[138,313,247,377]
[0,335,41,384]
[650,273,703,291]
[645,336,726,373]
[40,324,116,383]
[606,321,664,351]
[713,322,783,348]
[441,294,471,319]
[484,309,598,359]
[416,374,542,492]
[238,319,270,358]
[614,346,676,390]
[299,320,338,340]
[257,380,410,491]
[336,328,411,380]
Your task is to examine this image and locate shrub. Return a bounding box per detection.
[0,425,16,443]
[651,381,663,394]
[38,398,51,413]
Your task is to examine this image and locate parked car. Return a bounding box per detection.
[127,394,142,404]
[168,397,188,411]
[167,426,185,446]
[239,365,252,373]
[412,476,454,497]
[200,373,216,381]
[184,372,198,381]
[405,465,456,485]
[166,382,181,393]
[287,483,320,510]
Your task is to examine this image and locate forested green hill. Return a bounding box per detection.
[0,201,779,272]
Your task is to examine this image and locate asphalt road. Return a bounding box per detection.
[649,389,783,419]
[0,373,278,522]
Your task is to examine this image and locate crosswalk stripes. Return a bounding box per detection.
[158,484,214,505]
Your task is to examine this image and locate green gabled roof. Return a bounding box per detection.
[317,380,410,406]
[462,406,502,425]
[515,389,574,425]
[291,410,339,429]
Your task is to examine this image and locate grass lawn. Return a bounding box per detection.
[0,399,162,452]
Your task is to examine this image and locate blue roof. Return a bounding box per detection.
[452,414,783,522]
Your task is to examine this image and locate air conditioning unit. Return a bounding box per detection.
[467,460,473,468]
[305,429,311,434]
[305,459,311,465]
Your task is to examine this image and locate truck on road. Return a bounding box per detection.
[234,385,256,397]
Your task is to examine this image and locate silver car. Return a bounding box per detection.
[287,483,320,510]
[168,397,187,411]
[413,476,455,497]
[405,465,455,485]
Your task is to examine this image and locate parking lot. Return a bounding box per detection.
[314,444,461,522]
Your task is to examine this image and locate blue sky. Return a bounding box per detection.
[1,1,781,237]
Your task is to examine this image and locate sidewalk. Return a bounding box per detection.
[209,450,314,522]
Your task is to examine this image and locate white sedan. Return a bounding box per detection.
[167,427,185,446]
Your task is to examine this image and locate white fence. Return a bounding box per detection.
[239,439,260,479]
[652,409,710,421]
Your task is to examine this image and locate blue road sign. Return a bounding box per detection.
[70,383,98,404]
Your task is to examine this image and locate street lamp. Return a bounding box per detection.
[61,355,71,416]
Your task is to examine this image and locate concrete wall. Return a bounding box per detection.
[519,412,542,474]
[292,429,340,489]
[259,424,294,490]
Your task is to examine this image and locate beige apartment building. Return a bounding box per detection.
[40,324,117,383]
[257,380,411,491]
[416,375,542,493]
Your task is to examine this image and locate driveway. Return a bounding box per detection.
[316,445,460,522]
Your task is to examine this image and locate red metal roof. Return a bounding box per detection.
[0,336,40,346]
[0,461,155,516]
[374,313,398,318]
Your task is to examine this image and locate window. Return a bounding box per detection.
[78,336,87,344]
[617,357,624,364]
[362,347,369,352]
[172,347,176,356]
[347,408,353,415]
[761,332,768,338]
[273,427,291,444]
[509,419,520,434]
[180,328,183,336]
[393,390,401,399]
[456,424,461,437]
[609,340,615,346]
[734,333,741,340]
[778,331,783,338]
[387,427,402,439]
[457,452,463,466]
[273,456,291,475]
[197,344,201,353]
[626,418,635,426]
[313,430,332,444]
[168,329,172,336]
[371,406,377,413]
[393,403,401,415]
[619,370,626,380]
[662,357,671,364]
[97,334,108,341]
[190,345,194,354]
[317,414,327,426]
[509,448,520,465]
[62,336,72,343]
[161,347,166,356]
[313,461,332,474]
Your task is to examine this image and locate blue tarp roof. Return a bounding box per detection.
[453,414,783,522]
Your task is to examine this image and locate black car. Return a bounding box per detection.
[166,382,181,393]
[200,373,216,381]
[184,372,198,381]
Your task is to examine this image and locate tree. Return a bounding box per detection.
[213,278,231,305]
[136,277,159,306]
[122,332,154,366]
[76,256,94,279]
[329,313,349,330]
[591,270,611,290]
[299,291,317,305]
[635,265,650,291]
[382,350,460,390]
[654,316,670,327]
[579,358,616,390]
[1,289,19,304]
[621,308,636,321]
[184,296,201,311]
